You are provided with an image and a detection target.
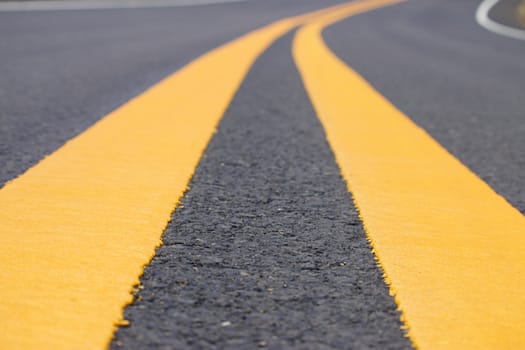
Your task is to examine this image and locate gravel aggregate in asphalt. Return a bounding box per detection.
[110,33,412,350]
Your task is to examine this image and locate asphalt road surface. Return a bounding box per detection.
[1,0,524,349]
[490,0,525,29]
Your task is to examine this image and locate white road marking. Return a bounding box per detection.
[476,0,525,41]
[0,0,248,12]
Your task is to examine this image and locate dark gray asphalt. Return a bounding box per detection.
[0,0,347,188]
[110,33,411,350]
[325,0,525,214]
[1,0,524,348]
[491,0,525,29]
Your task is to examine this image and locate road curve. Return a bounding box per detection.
[476,0,525,40]
[0,0,523,349]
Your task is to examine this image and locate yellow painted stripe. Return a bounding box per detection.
[0,4,351,348]
[293,1,525,349]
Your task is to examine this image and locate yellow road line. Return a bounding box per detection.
[0,4,352,348]
[294,1,525,349]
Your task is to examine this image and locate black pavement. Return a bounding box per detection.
[0,0,347,188]
[1,0,523,348]
[110,32,411,350]
[324,0,525,214]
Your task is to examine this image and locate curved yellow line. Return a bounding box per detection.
[293,1,525,349]
[0,3,351,349]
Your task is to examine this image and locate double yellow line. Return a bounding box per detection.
[1,0,523,349]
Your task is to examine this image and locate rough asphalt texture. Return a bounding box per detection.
[0,0,346,188]
[110,34,412,349]
[1,0,523,348]
[324,0,525,214]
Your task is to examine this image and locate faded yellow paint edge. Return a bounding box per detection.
[325,146,417,345]
[350,186,419,348]
[111,183,198,334]
[108,183,190,337]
